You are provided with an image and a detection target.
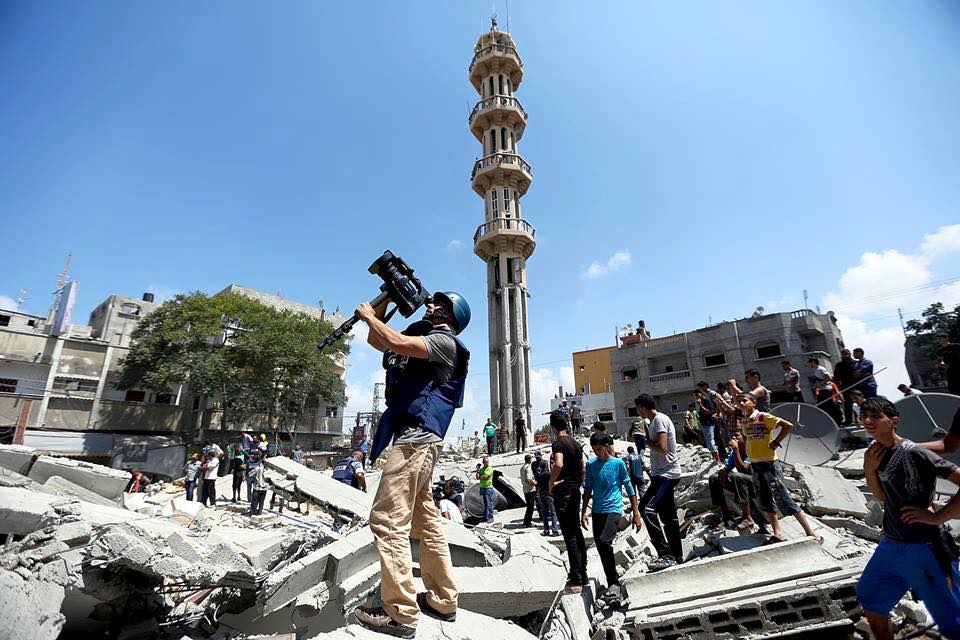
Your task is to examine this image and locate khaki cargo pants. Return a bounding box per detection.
[369,443,458,627]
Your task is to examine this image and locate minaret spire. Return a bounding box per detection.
[468,27,534,434]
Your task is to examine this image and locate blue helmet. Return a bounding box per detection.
[432,291,471,335]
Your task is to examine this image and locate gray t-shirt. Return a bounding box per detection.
[876,439,958,543]
[784,367,800,392]
[394,330,459,445]
[646,413,681,480]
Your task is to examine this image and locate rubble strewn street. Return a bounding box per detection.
[0,431,953,640]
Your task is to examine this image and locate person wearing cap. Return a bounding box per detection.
[352,291,471,638]
[581,432,643,606]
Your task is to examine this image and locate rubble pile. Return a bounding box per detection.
[0,435,954,639]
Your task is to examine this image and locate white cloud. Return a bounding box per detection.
[446,239,464,251]
[582,250,631,279]
[822,224,960,397]
[529,365,576,425]
[920,224,960,261]
[0,294,16,311]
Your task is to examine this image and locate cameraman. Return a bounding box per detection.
[352,292,471,638]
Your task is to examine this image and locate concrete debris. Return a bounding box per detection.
[793,463,869,518]
[454,530,567,617]
[0,444,37,475]
[264,454,371,521]
[0,435,952,640]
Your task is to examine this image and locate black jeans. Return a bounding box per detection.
[639,476,682,560]
[250,489,267,515]
[592,512,620,586]
[201,479,217,507]
[522,491,537,527]
[516,433,526,453]
[552,484,587,585]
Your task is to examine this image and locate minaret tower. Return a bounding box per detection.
[469,18,534,434]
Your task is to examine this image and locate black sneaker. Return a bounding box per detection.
[353,606,416,638]
[416,593,456,622]
[647,556,678,572]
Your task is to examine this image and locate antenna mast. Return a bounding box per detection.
[47,252,73,322]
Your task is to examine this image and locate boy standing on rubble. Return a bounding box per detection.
[581,432,643,606]
[736,392,821,543]
[857,397,960,639]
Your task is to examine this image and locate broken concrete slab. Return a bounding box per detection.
[264,455,371,520]
[0,486,58,534]
[454,531,566,617]
[44,475,120,507]
[822,448,866,478]
[0,444,37,475]
[412,517,490,568]
[28,455,131,500]
[793,463,869,518]
[308,608,538,639]
[0,568,66,640]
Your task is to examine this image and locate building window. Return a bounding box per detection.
[665,365,674,373]
[671,403,679,412]
[597,412,613,421]
[53,378,98,393]
[578,365,585,372]
[627,406,639,418]
[488,76,495,97]
[0,378,16,393]
[192,397,201,410]
[488,129,496,154]
[503,188,511,212]
[490,189,499,216]
[755,342,782,359]
[0,315,9,327]
[498,74,505,95]
[325,405,339,418]
[125,390,146,402]
[622,368,638,381]
[27,319,35,327]
[119,303,141,316]
[501,128,508,151]
[155,393,174,405]
[703,353,726,368]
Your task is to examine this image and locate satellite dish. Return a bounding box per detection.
[751,306,765,318]
[768,403,840,466]
[894,393,960,490]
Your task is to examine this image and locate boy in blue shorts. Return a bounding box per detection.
[858,397,960,639]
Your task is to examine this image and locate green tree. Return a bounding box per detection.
[904,302,960,388]
[117,292,348,442]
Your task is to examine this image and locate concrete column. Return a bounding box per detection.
[87,344,114,428]
[35,336,65,427]
[511,286,528,438]
[500,284,514,424]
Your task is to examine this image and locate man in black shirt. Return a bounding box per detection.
[548,409,587,593]
[937,333,960,395]
[833,349,858,426]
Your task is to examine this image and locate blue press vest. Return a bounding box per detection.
[332,456,359,487]
[369,324,470,463]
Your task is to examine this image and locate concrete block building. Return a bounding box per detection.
[610,309,845,435]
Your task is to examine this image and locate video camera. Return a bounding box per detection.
[318,251,431,352]
[431,475,465,502]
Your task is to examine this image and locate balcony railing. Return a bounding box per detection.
[469,95,527,125]
[469,44,524,73]
[471,153,532,181]
[474,217,536,244]
[648,369,691,383]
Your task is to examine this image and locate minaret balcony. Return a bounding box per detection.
[471,153,532,197]
[473,217,536,260]
[469,44,523,92]
[469,95,528,142]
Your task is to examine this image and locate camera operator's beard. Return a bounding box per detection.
[424,307,452,326]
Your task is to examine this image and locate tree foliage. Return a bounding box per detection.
[117,292,348,433]
[904,302,960,387]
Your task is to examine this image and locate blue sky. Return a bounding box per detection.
[3,1,960,435]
